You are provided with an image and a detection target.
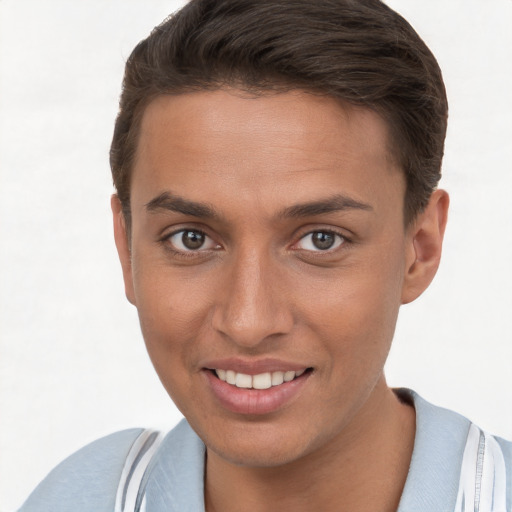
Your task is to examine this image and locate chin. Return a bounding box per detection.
[210,441,309,468]
[199,419,320,468]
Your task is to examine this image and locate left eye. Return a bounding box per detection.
[167,229,219,252]
[296,231,344,251]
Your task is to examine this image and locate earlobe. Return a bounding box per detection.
[111,195,136,305]
[401,189,449,304]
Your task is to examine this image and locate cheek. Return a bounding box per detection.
[133,248,211,327]
[131,262,211,374]
[301,256,404,372]
[133,278,209,416]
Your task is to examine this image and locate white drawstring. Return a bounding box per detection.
[454,424,507,512]
[114,429,165,512]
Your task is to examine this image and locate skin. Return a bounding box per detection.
[113,89,449,512]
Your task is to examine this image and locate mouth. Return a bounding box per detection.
[212,368,309,389]
[203,366,313,415]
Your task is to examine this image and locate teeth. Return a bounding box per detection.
[252,372,272,390]
[283,371,296,382]
[235,373,252,388]
[214,369,307,389]
[271,371,284,386]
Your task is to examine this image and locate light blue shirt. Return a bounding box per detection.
[19,390,512,511]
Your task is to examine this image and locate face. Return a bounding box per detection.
[115,89,418,467]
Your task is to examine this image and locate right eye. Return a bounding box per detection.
[167,229,220,252]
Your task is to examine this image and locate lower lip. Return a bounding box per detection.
[204,370,311,415]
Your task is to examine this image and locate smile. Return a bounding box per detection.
[205,364,312,415]
[214,369,306,389]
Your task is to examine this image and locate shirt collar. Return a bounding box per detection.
[146,389,470,512]
[396,388,470,512]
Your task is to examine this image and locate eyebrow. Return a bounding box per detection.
[278,194,373,218]
[145,192,219,219]
[145,191,373,220]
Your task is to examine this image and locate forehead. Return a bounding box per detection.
[136,89,395,166]
[131,89,403,218]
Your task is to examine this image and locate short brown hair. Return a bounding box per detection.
[110,0,448,225]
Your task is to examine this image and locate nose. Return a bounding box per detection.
[211,248,294,348]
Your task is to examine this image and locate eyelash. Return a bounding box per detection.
[160,228,220,258]
[160,227,351,258]
[293,230,348,253]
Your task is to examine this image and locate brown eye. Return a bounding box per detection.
[182,230,205,249]
[168,229,219,252]
[296,231,344,252]
[312,232,335,250]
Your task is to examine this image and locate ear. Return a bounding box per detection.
[111,195,136,305]
[401,189,449,304]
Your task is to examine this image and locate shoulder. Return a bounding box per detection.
[18,421,203,512]
[19,428,145,512]
[396,388,512,512]
[496,435,512,461]
[495,435,512,508]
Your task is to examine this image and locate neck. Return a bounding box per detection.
[204,382,415,512]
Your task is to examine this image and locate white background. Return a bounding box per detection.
[1,1,511,510]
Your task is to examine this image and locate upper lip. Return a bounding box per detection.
[202,357,310,375]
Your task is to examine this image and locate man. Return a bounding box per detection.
[19,1,511,511]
